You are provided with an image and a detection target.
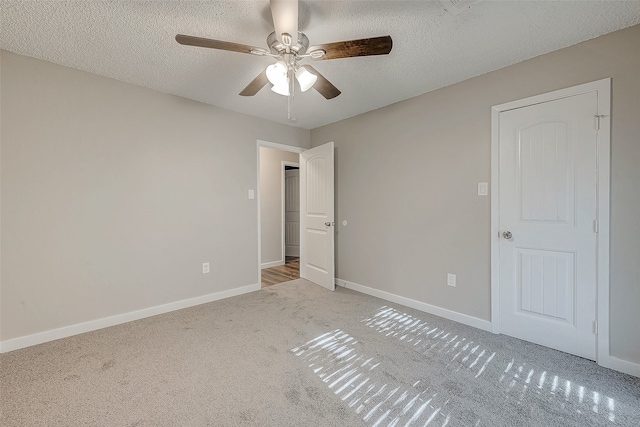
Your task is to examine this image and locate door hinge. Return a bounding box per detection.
[594,320,599,335]
[594,115,608,130]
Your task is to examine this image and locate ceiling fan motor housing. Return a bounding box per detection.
[267,31,309,56]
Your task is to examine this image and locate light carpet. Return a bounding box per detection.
[1,279,639,426]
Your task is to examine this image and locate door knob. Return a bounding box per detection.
[325,222,332,227]
[502,231,513,239]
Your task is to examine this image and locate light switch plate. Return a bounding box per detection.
[478,182,488,196]
[248,189,255,199]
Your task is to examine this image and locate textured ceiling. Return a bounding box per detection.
[1,1,639,129]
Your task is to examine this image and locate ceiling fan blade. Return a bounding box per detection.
[304,66,341,100]
[270,0,298,44]
[309,36,393,60]
[175,34,267,55]
[239,70,269,96]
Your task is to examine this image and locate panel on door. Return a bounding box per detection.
[499,92,597,360]
[300,142,335,291]
[516,249,575,324]
[518,121,574,224]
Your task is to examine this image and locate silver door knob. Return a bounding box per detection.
[325,222,332,227]
[502,231,512,239]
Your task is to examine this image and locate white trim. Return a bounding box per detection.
[0,52,3,353]
[0,283,260,354]
[336,278,492,332]
[256,140,306,289]
[598,356,640,378]
[261,260,284,269]
[490,106,501,334]
[281,161,299,265]
[491,79,611,112]
[257,139,306,153]
[594,81,612,367]
[490,79,611,362]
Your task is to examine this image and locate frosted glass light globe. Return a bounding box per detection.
[266,61,288,86]
[296,66,317,92]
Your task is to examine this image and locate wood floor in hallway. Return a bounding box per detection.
[261,257,300,287]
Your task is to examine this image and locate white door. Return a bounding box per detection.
[300,142,335,290]
[499,92,597,360]
[284,168,300,257]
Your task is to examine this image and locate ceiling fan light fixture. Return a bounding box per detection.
[266,61,288,86]
[271,79,290,96]
[295,66,317,92]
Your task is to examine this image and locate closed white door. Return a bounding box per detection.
[300,142,335,291]
[284,169,300,257]
[499,92,598,360]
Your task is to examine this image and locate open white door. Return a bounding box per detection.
[300,142,335,290]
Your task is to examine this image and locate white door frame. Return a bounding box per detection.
[256,140,306,282]
[281,161,299,261]
[490,78,611,364]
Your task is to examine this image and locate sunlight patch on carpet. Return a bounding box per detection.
[363,306,617,423]
[292,329,452,426]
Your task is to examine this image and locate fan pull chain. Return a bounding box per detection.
[288,66,295,121]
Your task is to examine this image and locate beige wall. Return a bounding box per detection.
[0,51,309,341]
[259,147,299,266]
[311,25,640,365]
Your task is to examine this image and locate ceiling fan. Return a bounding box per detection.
[176,0,392,120]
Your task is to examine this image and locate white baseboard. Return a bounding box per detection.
[261,260,284,269]
[599,355,640,378]
[334,279,640,378]
[336,278,492,332]
[0,283,261,354]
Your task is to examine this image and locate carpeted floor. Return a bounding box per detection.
[1,279,639,426]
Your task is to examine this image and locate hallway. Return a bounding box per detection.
[261,257,299,287]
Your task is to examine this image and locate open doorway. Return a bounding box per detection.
[262,163,300,287]
[257,142,303,287]
[283,164,300,256]
[257,139,335,291]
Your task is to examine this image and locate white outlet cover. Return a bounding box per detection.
[203,262,210,274]
[447,273,456,287]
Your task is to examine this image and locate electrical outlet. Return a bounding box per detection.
[447,273,456,287]
[202,262,210,274]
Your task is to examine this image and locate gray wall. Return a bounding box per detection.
[311,25,640,364]
[0,51,309,341]
[259,147,299,266]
